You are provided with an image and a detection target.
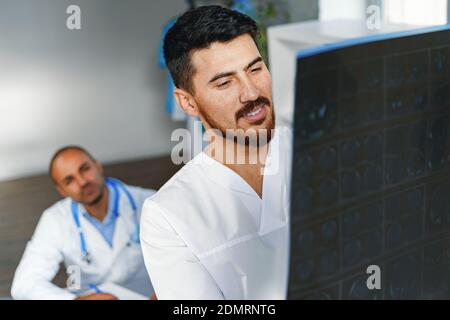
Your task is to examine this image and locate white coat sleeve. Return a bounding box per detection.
[11,209,77,300]
[140,200,224,300]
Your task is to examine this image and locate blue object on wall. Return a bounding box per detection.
[231,0,257,20]
[159,17,186,121]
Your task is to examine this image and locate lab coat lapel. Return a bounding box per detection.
[77,209,113,254]
[73,204,115,283]
[260,128,291,235]
[198,153,262,229]
[198,154,260,197]
[107,212,134,284]
[111,199,131,259]
[195,127,291,235]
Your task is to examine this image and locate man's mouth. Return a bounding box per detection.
[243,104,267,122]
[82,184,96,197]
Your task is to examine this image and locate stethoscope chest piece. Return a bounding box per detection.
[81,251,91,264]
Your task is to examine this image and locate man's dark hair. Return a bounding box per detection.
[49,145,96,183]
[163,5,260,94]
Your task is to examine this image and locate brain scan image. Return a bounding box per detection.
[289,27,450,299]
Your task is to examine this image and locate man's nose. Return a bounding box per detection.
[75,175,88,188]
[239,78,259,104]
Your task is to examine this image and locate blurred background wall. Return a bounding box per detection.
[0,0,187,182]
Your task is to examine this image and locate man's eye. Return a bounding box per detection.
[251,67,262,73]
[217,81,231,88]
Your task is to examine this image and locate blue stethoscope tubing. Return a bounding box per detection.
[71,178,140,265]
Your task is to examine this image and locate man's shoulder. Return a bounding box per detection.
[36,197,72,228]
[143,154,216,213]
[44,197,71,215]
[156,154,210,193]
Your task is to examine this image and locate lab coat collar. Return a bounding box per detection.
[78,183,134,256]
[191,128,289,235]
[80,183,116,225]
[111,191,136,260]
[194,128,282,199]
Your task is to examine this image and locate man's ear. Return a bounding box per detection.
[94,160,104,175]
[174,88,199,117]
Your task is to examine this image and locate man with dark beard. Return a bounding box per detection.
[140,6,292,299]
[11,146,156,300]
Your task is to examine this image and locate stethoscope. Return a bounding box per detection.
[71,178,140,265]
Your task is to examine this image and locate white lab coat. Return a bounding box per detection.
[140,127,292,299]
[11,183,156,300]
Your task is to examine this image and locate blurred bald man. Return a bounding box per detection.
[11,146,156,300]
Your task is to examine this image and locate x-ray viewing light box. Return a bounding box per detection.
[267,19,437,127]
[287,22,450,299]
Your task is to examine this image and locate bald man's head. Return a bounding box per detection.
[49,146,106,205]
[49,146,95,181]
